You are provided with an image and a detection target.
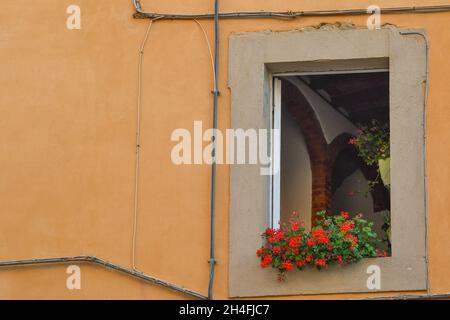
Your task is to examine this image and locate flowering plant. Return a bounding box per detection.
[349,120,390,166]
[257,211,384,280]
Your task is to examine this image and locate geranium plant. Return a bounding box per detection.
[349,120,390,166]
[349,119,391,252]
[349,120,390,189]
[256,211,385,280]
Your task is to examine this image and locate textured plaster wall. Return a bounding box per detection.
[0,0,449,299]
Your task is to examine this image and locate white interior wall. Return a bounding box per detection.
[280,106,312,229]
[331,169,375,216]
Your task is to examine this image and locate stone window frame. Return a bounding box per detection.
[229,26,427,297]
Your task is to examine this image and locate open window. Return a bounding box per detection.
[272,71,391,254]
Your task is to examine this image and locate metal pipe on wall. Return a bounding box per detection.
[0,256,207,300]
[132,1,450,20]
[207,0,220,301]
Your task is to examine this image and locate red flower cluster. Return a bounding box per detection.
[289,236,302,249]
[296,259,306,267]
[307,238,316,247]
[282,261,294,271]
[344,234,358,249]
[260,255,272,268]
[315,259,327,267]
[340,222,353,233]
[312,229,329,244]
[256,211,382,280]
[272,246,281,255]
[291,222,300,231]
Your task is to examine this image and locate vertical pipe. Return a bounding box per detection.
[208,0,220,301]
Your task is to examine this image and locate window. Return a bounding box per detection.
[271,71,391,255]
[229,26,427,297]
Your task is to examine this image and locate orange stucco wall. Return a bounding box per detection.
[0,0,449,299]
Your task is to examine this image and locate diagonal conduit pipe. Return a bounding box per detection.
[0,256,207,299]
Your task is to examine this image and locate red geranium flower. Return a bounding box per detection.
[312,229,329,244]
[281,261,293,271]
[340,211,349,219]
[317,236,329,244]
[296,259,306,267]
[315,259,327,267]
[256,248,264,257]
[289,236,301,249]
[307,238,316,247]
[340,222,353,233]
[312,229,324,238]
[276,230,285,241]
[272,246,281,255]
[260,255,272,268]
